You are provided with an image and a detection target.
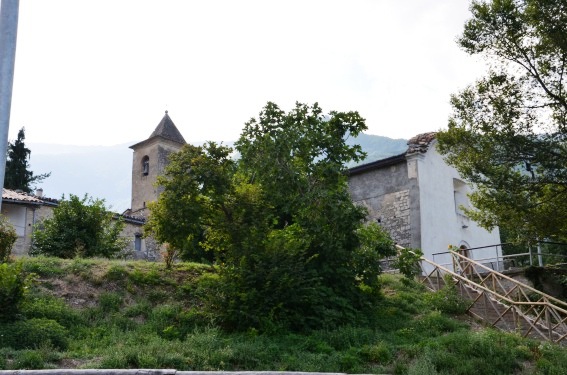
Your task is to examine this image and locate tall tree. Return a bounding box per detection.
[4,127,49,193]
[146,102,396,331]
[436,0,567,243]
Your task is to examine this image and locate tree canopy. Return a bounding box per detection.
[31,194,127,258]
[4,128,50,193]
[146,102,396,331]
[436,0,567,243]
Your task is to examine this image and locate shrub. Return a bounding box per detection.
[12,350,45,370]
[0,263,31,321]
[98,292,123,313]
[31,194,127,258]
[394,247,423,281]
[0,215,17,263]
[426,275,469,315]
[21,296,84,329]
[0,318,68,350]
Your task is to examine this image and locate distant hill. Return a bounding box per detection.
[28,134,408,213]
[346,133,407,166]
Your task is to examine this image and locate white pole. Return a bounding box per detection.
[0,0,20,211]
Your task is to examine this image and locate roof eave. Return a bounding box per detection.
[347,153,407,176]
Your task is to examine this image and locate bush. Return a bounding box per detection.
[0,318,68,350]
[0,263,31,321]
[21,296,84,329]
[426,275,469,315]
[0,215,17,263]
[394,247,423,281]
[12,350,45,370]
[31,194,127,258]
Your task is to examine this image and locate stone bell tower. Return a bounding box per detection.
[129,111,186,217]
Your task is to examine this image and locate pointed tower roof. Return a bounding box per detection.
[130,111,186,150]
[149,111,186,144]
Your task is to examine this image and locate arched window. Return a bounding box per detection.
[142,156,149,176]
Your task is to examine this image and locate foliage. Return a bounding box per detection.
[0,215,17,263]
[144,142,232,264]
[0,318,68,350]
[354,222,397,288]
[425,274,470,315]
[0,263,32,321]
[31,194,127,258]
[147,102,382,331]
[4,127,50,193]
[394,247,424,281]
[436,0,567,243]
[0,257,567,373]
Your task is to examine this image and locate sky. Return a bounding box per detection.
[7,0,487,147]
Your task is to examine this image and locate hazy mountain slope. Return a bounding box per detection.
[29,143,133,212]
[27,134,408,213]
[346,133,407,166]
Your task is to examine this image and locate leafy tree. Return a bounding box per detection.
[4,128,50,193]
[147,102,397,331]
[436,0,567,243]
[31,194,127,258]
[145,142,234,263]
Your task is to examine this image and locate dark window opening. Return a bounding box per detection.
[134,234,142,251]
[142,156,150,176]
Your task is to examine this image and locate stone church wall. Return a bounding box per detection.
[348,160,420,249]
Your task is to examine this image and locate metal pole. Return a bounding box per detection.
[0,0,20,211]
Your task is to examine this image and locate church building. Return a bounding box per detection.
[127,110,187,218]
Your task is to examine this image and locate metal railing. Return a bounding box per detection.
[431,243,567,272]
[420,250,567,344]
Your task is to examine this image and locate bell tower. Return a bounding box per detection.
[129,111,186,217]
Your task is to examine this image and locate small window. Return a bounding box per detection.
[134,234,142,251]
[142,156,150,176]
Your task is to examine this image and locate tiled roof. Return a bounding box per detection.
[149,111,186,145]
[2,188,43,205]
[119,213,146,225]
[406,132,437,155]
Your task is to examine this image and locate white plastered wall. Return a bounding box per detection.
[413,140,502,273]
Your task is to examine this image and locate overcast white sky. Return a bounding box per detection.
[7,0,486,146]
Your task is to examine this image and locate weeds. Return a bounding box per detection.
[1,257,567,374]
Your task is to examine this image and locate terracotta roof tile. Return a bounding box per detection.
[406,132,437,155]
[2,188,43,204]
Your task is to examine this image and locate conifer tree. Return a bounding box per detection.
[4,127,50,193]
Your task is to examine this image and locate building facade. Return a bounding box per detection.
[348,132,502,272]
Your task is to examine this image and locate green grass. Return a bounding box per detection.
[1,257,567,374]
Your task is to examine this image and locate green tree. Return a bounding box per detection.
[31,194,127,258]
[145,142,234,263]
[4,128,50,193]
[436,0,567,243]
[147,102,396,331]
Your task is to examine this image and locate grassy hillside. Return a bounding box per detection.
[1,257,567,374]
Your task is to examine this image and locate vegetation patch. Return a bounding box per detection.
[0,257,566,374]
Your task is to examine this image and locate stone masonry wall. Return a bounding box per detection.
[348,160,420,249]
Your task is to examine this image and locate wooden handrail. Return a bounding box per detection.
[448,250,567,309]
[419,252,567,343]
